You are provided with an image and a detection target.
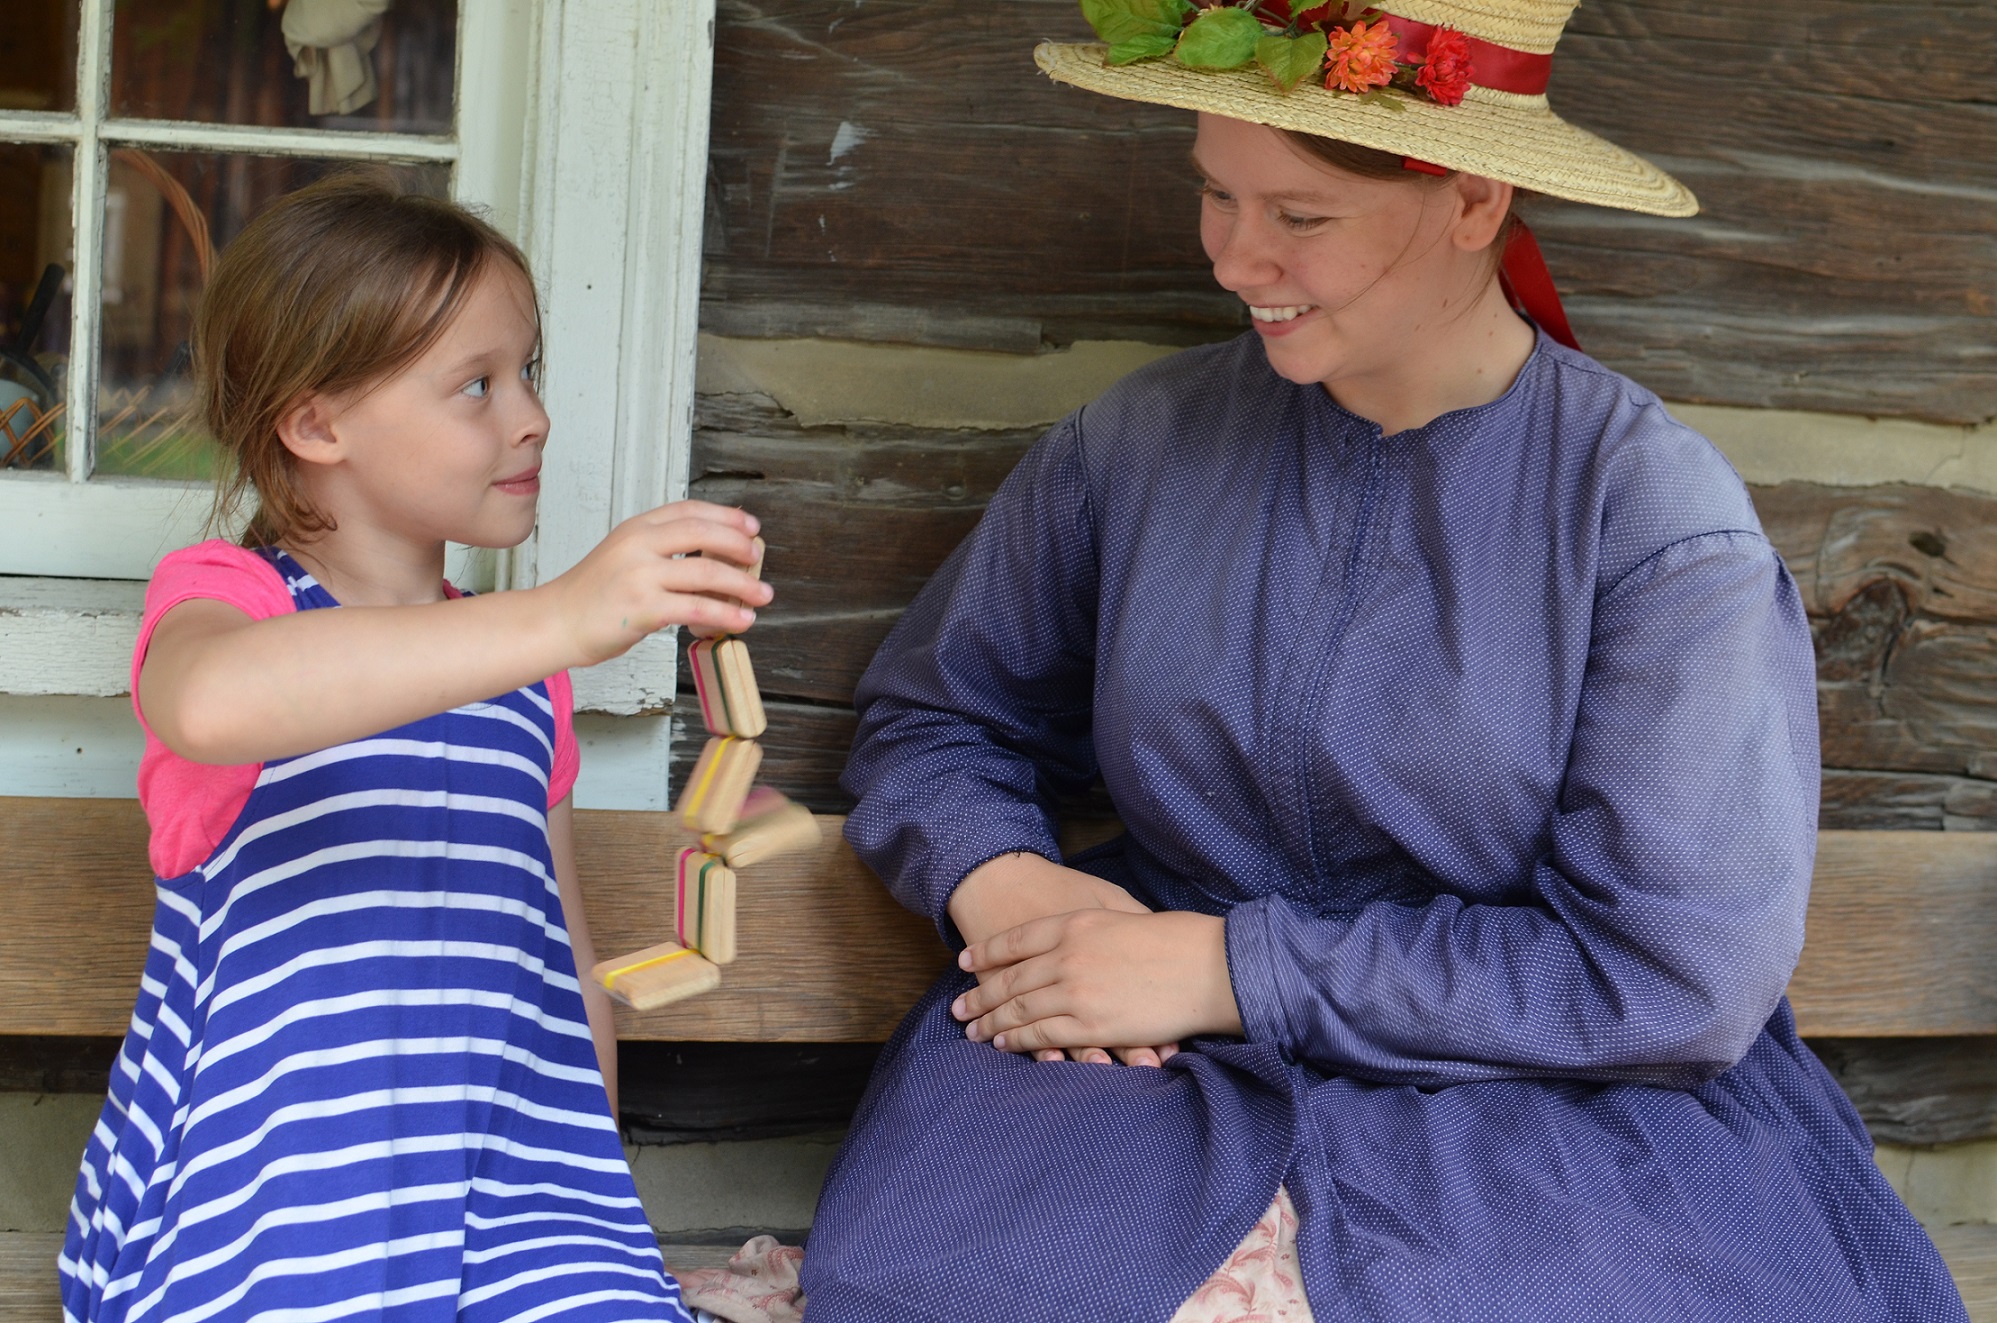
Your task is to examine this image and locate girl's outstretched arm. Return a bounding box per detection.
[549,795,619,1119]
[140,501,771,764]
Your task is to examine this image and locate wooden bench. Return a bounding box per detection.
[1,799,1991,1318]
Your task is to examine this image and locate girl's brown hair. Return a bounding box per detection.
[193,168,537,548]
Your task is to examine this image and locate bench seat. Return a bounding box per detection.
[0,799,1990,1317]
[3,801,1993,1041]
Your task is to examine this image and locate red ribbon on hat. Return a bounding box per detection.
[1380,13,1553,96]
[1498,220,1580,351]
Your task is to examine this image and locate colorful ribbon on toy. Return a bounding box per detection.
[603,946,694,991]
[1379,14,1552,96]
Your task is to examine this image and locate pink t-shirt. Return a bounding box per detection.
[134,541,580,879]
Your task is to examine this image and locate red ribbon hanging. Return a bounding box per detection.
[1379,14,1553,96]
[1497,220,1580,352]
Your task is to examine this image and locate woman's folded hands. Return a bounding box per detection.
[945,852,1243,1066]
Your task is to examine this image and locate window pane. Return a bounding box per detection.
[0,143,72,475]
[113,0,457,135]
[94,151,449,481]
[0,0,80,115]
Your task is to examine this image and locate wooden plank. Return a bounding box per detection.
[1809,1037,1997,1146]
[575,809,951,1040]
[670,700,858,814]
[1931,1225,1997,1323]
[2,800,1987,1039]
[1820,770,1997,834]
[0,1232,781,1322]
[0,1234,59,1323]
[701,0,1997,421]
[691,394,1033,705]
[0,798,950,1042]
[1790,831,1997,1037]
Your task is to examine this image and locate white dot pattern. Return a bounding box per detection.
[816,333,1967,1321]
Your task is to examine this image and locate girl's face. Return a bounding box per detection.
[301,261,549,550]
[1194,114,1496,390]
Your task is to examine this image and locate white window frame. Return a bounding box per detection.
[0,0,719,794]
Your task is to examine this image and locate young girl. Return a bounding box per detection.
[60,173,770,1323]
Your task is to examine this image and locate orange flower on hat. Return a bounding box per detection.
[1415,26,1474,105]
[1323,17,1399,93]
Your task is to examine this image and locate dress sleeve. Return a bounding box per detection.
[842,415,1101,940]
[133,541,296,879]
[1224,531,1822,1089]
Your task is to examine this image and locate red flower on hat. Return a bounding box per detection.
[1323,18,1399,93]
[1414,26,1474,105]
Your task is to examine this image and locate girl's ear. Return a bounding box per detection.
[276,393,342,468]
[1450,173,1515,254]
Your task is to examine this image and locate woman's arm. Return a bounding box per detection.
[847,416,1184,1065]
[960,533,1820,1088]
[549,796,619,1118]
[140,502,768,764]
[843,415,1105,936]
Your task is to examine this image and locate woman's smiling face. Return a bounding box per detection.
[1194,113,1504,392]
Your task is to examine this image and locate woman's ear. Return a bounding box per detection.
[276,393,342,468]
[1450,173,1516,254]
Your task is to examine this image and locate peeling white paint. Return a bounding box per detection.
[828,120,870,165]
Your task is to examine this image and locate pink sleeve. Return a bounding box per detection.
[134,542,296,879]
[547,669,580,807]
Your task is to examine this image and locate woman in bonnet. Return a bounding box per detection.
[801,0,1967,1318]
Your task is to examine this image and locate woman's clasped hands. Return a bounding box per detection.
[945,852,1243,1068]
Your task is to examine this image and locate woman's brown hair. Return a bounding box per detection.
[193,168,537,548]
[1282,131,1522,259]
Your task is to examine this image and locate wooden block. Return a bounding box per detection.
[677,736,763,834]
[690,637,768,739]
[703,789,823,869]
[676,847,739,965]
[593,942,723,1011]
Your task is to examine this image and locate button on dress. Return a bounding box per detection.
[62,551,689,1323]
[804,334,1966,1322]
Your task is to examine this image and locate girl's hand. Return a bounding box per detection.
[951,909,1244,1057]
[544,501,773,665]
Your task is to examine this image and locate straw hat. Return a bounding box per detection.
[1035,0,1697,217]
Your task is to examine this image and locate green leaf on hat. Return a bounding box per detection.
[1254,31,1327,92]
[1107,31,1184,63]
[1082,0,1196,54]
[1175,6,1262,68]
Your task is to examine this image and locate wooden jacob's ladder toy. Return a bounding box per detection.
[595,538,827,1012]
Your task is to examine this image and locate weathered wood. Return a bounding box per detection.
[1929,1226,1997,1323]
[0,1233,786,1321]
[702,0,1997,421]
[1756,484,1997,624]
[0,798,949,1042]
[1806,1036,1997,1146]
[690,393,1034,706]
[1820,770,1997,834]
[1754,483,1997,781]
[671,700,859,814]
[3,799,1988,1039]
[1789,831,1997,1037]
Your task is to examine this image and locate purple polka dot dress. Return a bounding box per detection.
[806,333,1966,1321]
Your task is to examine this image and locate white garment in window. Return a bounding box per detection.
[282,0,393,116]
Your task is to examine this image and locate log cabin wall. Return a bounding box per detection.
[686,0,1997,1150]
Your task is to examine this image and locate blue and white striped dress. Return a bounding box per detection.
[62,551,689,1323]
